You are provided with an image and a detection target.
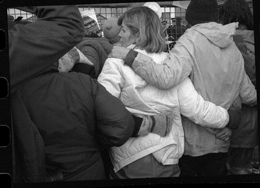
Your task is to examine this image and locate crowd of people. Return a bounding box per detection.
[8,0,258,183]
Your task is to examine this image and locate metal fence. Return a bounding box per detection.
[7,2,187,45]
[7,0,253,36]
[7,0,253,46]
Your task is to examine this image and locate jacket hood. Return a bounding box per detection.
[192,22,239,48]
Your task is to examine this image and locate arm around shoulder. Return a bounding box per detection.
[178,78,229,129]
[130,46,192,90]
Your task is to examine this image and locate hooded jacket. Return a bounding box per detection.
[128,22,257,156]
[98,45,230,172]
[8,6,85,91]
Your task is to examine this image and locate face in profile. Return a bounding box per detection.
[118,21,137,48]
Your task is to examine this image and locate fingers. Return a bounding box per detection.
[108,46,130,60]
[218,133,231,141]
[109,46,122,59]
[216,129,232,141]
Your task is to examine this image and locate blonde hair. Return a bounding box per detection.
[118,6,166,53]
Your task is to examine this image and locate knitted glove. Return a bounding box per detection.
[58,51,76,72]
[137,114,172,137]
[58,47,93,72]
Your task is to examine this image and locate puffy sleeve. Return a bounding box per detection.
[86,77,134,147]
[97,58,124,98]
[178,78,229,129]
[130,39,193,90]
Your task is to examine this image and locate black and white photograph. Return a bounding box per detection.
[1,0,259,187]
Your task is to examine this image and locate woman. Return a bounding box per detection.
[219,0,258,175]
[98,6,230,179]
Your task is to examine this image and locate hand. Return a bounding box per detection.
[108,46,130,59]
[68,47,80,62]
[137,114,171,137]
[58,52,75,72]
[216,127,232,141]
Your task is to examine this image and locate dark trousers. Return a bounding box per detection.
[179,153,228,177]
[228,147,255,168]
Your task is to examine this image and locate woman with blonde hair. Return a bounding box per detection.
[98,6,232,179]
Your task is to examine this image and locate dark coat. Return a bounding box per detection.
[72,37,113,78]
[12,72,135,182]
[8,6,85,91]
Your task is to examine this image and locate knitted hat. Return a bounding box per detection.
[143,2,162,19]
[82,15,102,37]
[102,17,121,44]
[185,0,219,26]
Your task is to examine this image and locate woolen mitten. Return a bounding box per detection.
[137,114,172,137]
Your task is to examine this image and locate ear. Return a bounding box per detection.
[134,33,141,44]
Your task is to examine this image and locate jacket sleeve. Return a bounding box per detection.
[239,68,257,106]
[91,79,135,148]
[130,42,192,90]
[97,58,124,98]
[9,5,84,90]
[76,39,111,78]
[178,78,229,129]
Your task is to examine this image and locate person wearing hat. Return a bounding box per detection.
[81,13,102,38]
[143,2,162,19]
[102,17,122,45]
[167,17,187,48]
[102,2,163,45]
[107,0,257,176]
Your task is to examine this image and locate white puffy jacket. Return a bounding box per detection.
[98,46,229,172]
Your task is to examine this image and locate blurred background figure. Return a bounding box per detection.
[219,0,259,175]
[167,17,186,41]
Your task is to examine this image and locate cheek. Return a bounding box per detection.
[129,36,137,44]
[120,35,130,46]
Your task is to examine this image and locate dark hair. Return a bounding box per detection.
[118,6,166,53]
[219,0,254,30]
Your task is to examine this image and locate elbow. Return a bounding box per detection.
[68,12,85,43]
[104,115,135,147]
[71,22,85,44]
[150,81,174,90]
[114,116,135,147]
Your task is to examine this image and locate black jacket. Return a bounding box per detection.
[9,6,84,91]
[12,72,135,182]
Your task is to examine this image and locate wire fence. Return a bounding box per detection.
[6,1,254,45]
[7,2,187,46]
